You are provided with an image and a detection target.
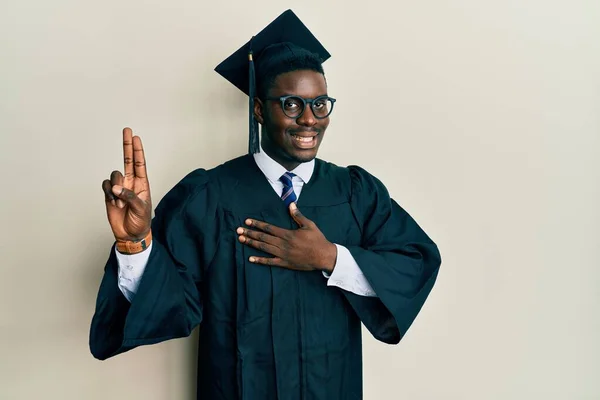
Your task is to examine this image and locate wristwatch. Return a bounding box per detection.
[116,230,152,254]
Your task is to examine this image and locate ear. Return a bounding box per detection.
[253,97,264,125]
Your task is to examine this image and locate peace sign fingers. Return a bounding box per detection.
[103,127,153,241]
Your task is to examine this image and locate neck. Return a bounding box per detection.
[261,141,301,172]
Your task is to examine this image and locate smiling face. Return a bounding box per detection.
[254,69,330,171]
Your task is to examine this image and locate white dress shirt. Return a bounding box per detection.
[116,149,376,301]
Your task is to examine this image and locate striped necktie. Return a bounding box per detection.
[280,172,297,207]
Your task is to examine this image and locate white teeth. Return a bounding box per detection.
[293,136,313,143]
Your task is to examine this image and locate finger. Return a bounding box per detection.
[245,218,288,238]
[102,179,116,206]
[123,127,134,179]
[110,171,125,208]
[289,202,312,228]
[237,227,282,247]
[112,185,148,215]
[110,170,124,186]
[133,135,148,180]
[248,256,288,267]
[239,235,281,257]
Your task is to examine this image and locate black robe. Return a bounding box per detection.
[90,154,441,400]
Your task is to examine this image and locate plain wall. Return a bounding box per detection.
[1,0,599,399]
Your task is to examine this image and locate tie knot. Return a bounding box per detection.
[280,172,296,186]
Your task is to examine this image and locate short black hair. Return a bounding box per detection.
[256,50,325,100]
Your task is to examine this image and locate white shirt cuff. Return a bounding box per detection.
[115,241,152,302]
[323,244,377,297]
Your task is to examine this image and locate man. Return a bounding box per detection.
[90,9,441,400]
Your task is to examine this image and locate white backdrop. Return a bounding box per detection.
[1,0,599,399]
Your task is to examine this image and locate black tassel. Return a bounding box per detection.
[248,45,260,154]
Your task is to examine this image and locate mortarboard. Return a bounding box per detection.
[214,9,331,154]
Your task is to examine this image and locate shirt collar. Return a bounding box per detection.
[253,146,315,184]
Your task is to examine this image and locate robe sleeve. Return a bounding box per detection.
[342,166,442,344]
[89,169,218,360]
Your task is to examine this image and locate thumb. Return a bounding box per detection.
[112,185,147,214]
[289,202,311,228]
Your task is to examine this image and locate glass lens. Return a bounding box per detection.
[282,97,304,118]
[311,97,333,118]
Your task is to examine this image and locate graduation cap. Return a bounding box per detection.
[214,9,331,154]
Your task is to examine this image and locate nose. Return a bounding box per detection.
[296,105,317,127]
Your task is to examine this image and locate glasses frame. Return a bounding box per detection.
[264,95,337,119]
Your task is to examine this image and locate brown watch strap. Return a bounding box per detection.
[116,230,152,254]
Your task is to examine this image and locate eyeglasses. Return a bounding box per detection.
[265,95,336,119]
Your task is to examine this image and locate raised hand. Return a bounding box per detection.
[237,203,338,273]
[101,127,152,242]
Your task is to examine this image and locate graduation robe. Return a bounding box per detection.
[90,154,441,400]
